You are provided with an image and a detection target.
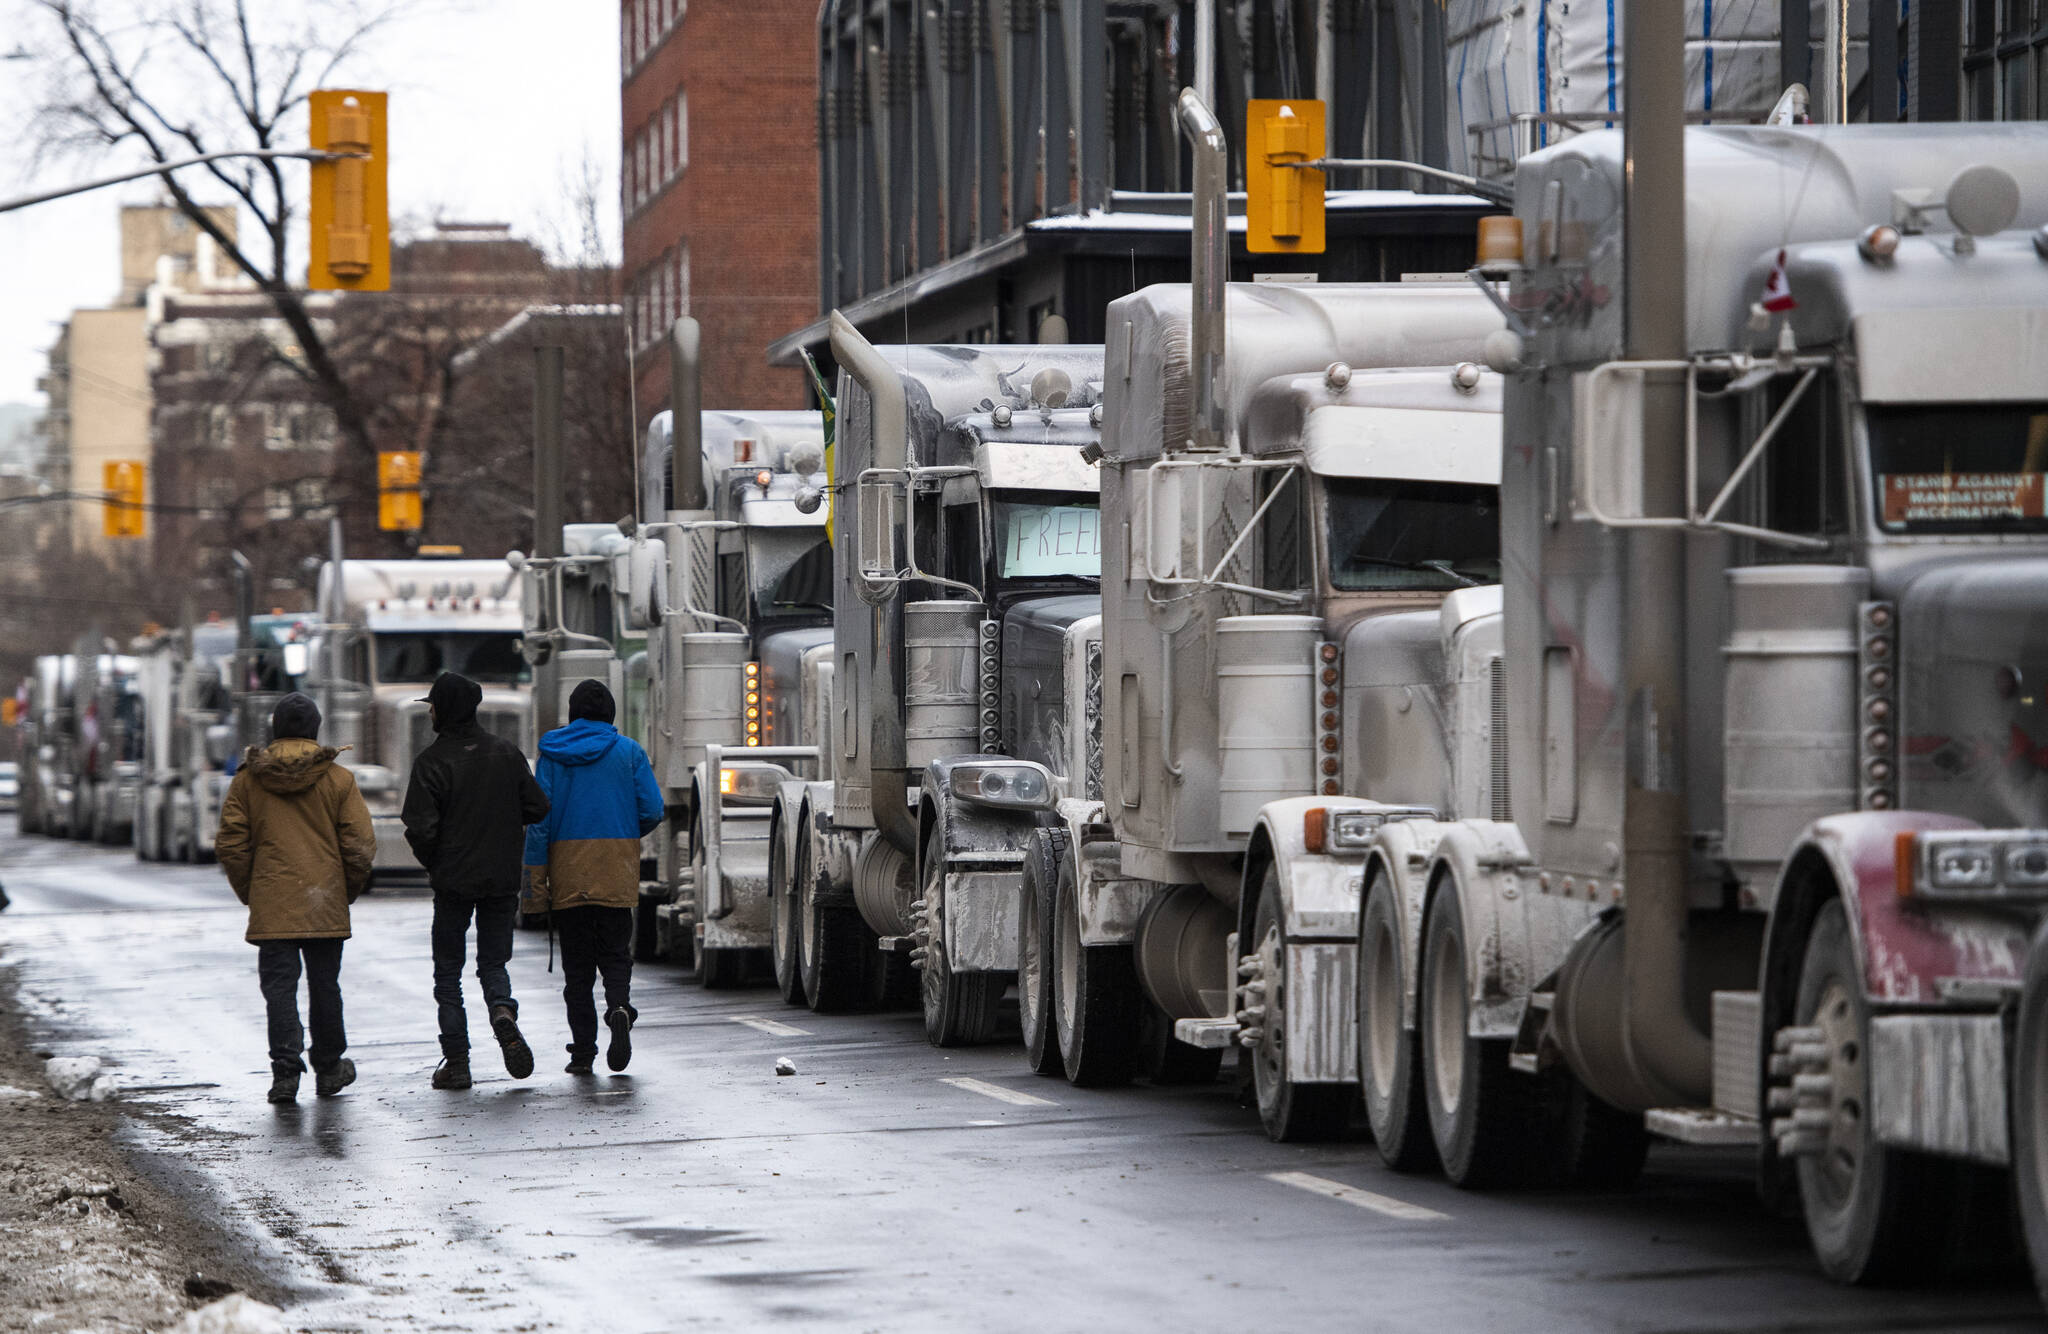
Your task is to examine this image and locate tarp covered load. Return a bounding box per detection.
[1431,0,1871,177]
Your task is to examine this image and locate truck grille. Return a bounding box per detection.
[1489,656,1511,823]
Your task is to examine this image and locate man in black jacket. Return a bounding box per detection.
[401,672,549,1090]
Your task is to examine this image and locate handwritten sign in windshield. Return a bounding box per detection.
[1882,473,2046,525]
[1001,503,1102,578]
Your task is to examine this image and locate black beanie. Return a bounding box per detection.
[568,679,616,724]
[272,692,322,741]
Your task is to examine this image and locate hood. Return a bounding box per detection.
[244,737,344,795]
[1900,554,2048,829]
[539,717,622,766]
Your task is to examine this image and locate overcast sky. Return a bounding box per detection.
[0,1,621,408]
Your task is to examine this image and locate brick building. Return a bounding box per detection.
[620,0,818,423]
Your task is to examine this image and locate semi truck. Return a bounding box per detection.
[768,318,1107,1039]
[310,553,530,872]
[628,330,833,985]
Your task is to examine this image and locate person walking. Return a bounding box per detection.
[523,680,663,1075]
[401,672,550,1090]
[215,693,375,1104]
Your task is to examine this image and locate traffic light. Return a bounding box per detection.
[308,90,389,292]
[102,460,146,539]
[1246,99,1326,255]
[378,450,422,531]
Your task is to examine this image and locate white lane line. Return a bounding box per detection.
[1265,1171,1449,1221]
[730,1015,812,1037]
[939,1076,1059,1107]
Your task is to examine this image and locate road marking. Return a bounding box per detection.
[730,1015,812,1037]
[1265,1171,1449,1221]
[939,1077,1058,1107]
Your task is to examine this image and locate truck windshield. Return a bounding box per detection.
[374,632,529,685]
[1869,403,2048,534]
[993,499,1102,580]
[1325,478,1499,591]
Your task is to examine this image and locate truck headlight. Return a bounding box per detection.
[1928,841,1998,890]
[2004,842,2048,888]
[950,761,1055,810]
[1328,810,1380,851]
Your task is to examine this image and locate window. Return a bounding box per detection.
[195,477,237,518]
[676,93,688,175]
[265,484,294,521]
[1966,0,2047,120]
[294,477,331,519]
[1256,467,1310,592]
[1746,373,1848,540]
[207,404,233,449]
[1323,478,1500,590]
[263,404,292,451]
[1868,402,2048,534]
[674,244,689,319]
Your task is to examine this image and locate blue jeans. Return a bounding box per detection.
[432,894,518,1058]
[257,938,346,1072]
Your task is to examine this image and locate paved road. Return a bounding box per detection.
[0,816,2038,1333]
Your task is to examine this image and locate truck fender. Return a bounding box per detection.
[1049,798,1151,946]
[1360,816,1455,1033]
[771,780,810,887]
[1427,821,1537,1040]
[918,760,1043,973]
[1761,811,2026,1021]
[918,759,1045,864]
[1242,796,1421,946]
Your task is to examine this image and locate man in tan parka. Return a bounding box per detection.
[216,693,376,1103]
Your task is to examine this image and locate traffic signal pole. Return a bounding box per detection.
[0,148,355,215]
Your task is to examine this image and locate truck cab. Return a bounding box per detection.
[310,558,529,873]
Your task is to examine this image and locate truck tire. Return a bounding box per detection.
[1794,899,1975,1284]
[1053,841,1139,1085]
[919,828,1003,1046]
[1138,1003,1222,1085]
[769,811,807,1005]
[1419,885,1540,1187]
[1358,868,1436,1172]
[1247,870,1351,1142]
[2018,924,2048,1307]
[1018,827,1066,1076]
[1553,1076,1649,1189]
[801,811,871,1013]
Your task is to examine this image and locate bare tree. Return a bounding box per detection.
[26,0,399,549]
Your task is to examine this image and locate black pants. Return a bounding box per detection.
[432,894,519,1059]
[257,938,346,1072]
[556,905,635,1057]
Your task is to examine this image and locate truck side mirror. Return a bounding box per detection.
[1570,365,1649,523]
[856,475,904,592]
[627,536,666,630]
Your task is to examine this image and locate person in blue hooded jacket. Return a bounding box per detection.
[523,680,664,1074]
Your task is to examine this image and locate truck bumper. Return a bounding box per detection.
[371,816,422,873]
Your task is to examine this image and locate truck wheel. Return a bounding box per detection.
[2018,925,2048,1306]
[1794,899,1972,1283]
[918,829,1003,1046]
[1246,870,1351,1142]
[1554,1076,1649,1188]
[1139,1003,1223,1085]
[1018,828,1066,1076]
[1053,841,1139,1085]
[802,813,871,1013]
[1419,885,1539,1187]
[1359,869,1436,1172]
[770,812,807,1005]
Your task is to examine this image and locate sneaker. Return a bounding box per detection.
[605,1007,633,1072]
[267,1064,301,1104]
[565,1048,595,1076]
[491,1006,534,1080]
[432,1056,472,1090]
[314,1058,357,1097]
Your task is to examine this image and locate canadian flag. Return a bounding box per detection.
[1760,248,1796,313]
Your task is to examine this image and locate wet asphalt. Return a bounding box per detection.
[0,814,2040,1334]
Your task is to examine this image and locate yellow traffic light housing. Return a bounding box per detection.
[1246,99,1326,255]
[378,450,422,531]
[308,90,389,292]
[102,460,146,539]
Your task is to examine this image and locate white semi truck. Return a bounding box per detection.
[311,555,530,873]
[767,321,1106,1036]
[628,328,833,986]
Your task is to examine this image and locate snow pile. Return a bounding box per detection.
[44,1055,119,1101]
[161,1293,287,1334]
